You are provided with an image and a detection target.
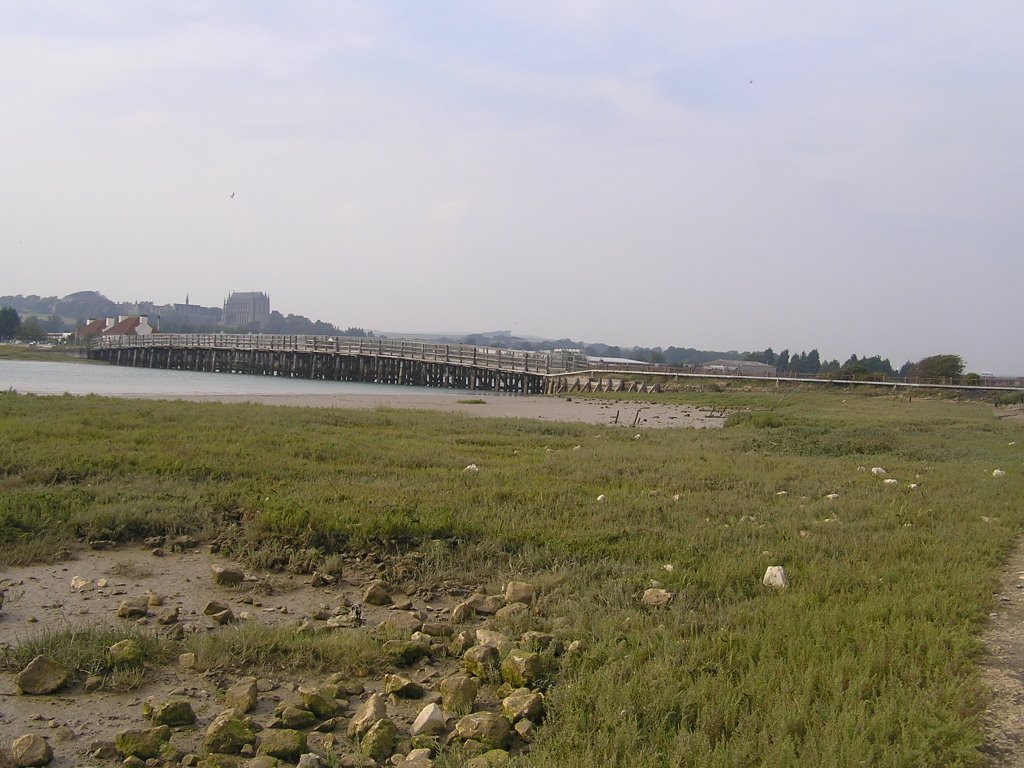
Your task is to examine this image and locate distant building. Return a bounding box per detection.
[223,292,270,328]
[702,359,777,377]
[77,316,153,340]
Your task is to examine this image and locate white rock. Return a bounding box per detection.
[633,434,641,440]
[672,493,681,501]
[662,564,674,573]
[641,588,673,607]
[763,566,789,589]
[883,478,898,486]
[825,493,839,500]
[908,483,920,490]
[775,491,788,496]
[596,494,606,502]
[410,703,448,737]
[464,464,479,473]
[993,469,1006,477]
[871,467,887,475]
[70,576,92,592]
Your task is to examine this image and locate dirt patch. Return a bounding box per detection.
[0,544,508,766]
[981,537,1024,766]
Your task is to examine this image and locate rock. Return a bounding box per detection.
[421,621,453,637]
[994,469,1006,477]
[475,630,511,656]
[108,639,144,667]
[501,688,544,723]
[466,750,510,768]
[410,703,448,737]
[519,631,558,653]
[246,758,281,768]
[117,598,149,619]
[450,602,476,624]
[211,608,236,625]
[257,729,307,762]
[763,566,789,589]
[359,718,397,763]
[88,740,117,759]
[305,732,335,757]
[277,707,319,730]
[212,566,245,586]
[500,650,551,689]
[439,674,479,716]
[514,718,535,741]
[156,606,179,625]
[464,463,479,473]
[463,645,501,682]
[363,580,391,606]
[70,576,92,591]
[391,593,413,610]
[203,600,230,615]
[382,640,431,665]
[454,713,511,749]
[465,593,505,615]
[146,699,197,727]
[449,630,477,655]
[297,754,325,768]
[225,678,258,714]
[404,747,433,765]
[300,686,341,719]
[10,734,53,767]
[871,467,887,475]
[179,652,198,669]
[384,674,424,698]
[504,582,536,604]
[348,693,387,738]
[641,588,673,608]
[15,656,70,695]
[114,725,171,760]
[83,674,104,693]
[204,713,256,755]
[493,603,529,624]
[376,612,423,634]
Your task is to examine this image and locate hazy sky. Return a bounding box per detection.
[3,3,1022,372]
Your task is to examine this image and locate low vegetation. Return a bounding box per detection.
[0,389,1022,765]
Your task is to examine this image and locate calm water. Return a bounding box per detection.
[0,359,475,398]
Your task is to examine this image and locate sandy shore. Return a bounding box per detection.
[131,392,725,429]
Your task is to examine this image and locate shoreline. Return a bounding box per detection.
[121,392,725,429]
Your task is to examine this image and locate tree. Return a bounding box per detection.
[776,349,790,372]
[912,354,965,382]
[15,316,46,341]
[0,307,20,339]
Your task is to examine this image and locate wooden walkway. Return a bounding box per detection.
[88,334,589,394]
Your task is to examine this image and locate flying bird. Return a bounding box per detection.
[230,192,235,198]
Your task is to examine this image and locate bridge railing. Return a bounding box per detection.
[89,333,589,374]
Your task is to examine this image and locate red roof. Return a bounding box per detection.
[77,319,107,338]
[103,317,142,335]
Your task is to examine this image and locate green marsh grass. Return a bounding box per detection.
[0,390,1022,765]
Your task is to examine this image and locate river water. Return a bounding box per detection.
[0,359,474,398]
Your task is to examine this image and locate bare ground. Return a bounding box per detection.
[981,537,1024,766]
[0,545,479,766]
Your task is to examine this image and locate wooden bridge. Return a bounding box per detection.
[87,334,590,394]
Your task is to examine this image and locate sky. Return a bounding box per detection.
[2,2,1022,373]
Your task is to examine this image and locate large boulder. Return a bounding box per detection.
[359,718,396,763]
[10,734,53,767]
[383,673,423,699]
[454,713,511,749]
[145,698,197,727]
[410,703,448,737]
[347,693,387,738]
[212,566,245,586]
[440,674,479,716]
[504,581,536,604]
[500,650,551,689]
[114,725,171,760]
[15,656,70,695]
[299,686,341,719]
[108,639,144,667]
[204,713,256,755]
[501,688,544,723]
[763,565,789,589]
[362,580,391,606]
[225,678,258,714]
[257,730,307,762]
[463,645,501,683]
